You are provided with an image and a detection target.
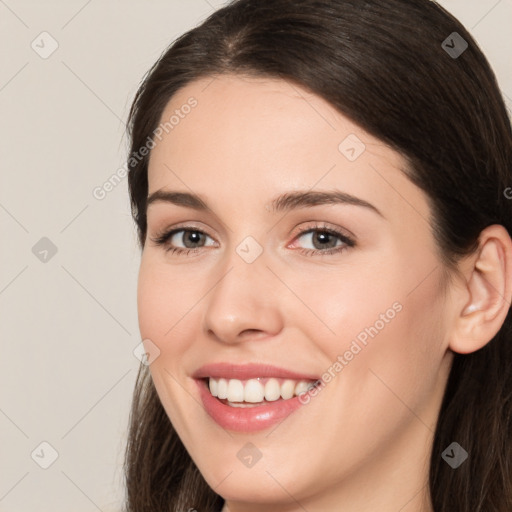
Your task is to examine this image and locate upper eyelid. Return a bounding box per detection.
[152,221,349,237]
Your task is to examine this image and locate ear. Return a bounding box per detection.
[448,224,512,355]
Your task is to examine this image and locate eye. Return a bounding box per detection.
[149,222,355,257]
[290,222,355,256]
[149,226,216,255]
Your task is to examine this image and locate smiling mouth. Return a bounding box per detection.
[194,373,322,432]
[203,376,320,406]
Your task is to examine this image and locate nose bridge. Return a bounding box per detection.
[202,238,282,343]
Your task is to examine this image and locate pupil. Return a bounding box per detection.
[314,232,333,249]
[187,231,202,247]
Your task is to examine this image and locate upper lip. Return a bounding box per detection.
[192,362,319,381]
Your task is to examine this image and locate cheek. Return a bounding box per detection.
[137,262,166,341]
[333,265,447,419]
[136,256,192,371]
[137,257,199,436]
[285,256,405,367]
[137,255,191,341]
[309,245,447,415]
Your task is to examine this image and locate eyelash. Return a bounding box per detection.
[149,222,356,257]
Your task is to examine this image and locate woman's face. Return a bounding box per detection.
[138,74,455,509]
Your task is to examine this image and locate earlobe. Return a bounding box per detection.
[449,225,512,355]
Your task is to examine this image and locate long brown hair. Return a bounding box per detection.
[123,1,512,510]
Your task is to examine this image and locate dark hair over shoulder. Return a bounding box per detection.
[124,1,512,510]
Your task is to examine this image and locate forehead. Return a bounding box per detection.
[146,74,430,225]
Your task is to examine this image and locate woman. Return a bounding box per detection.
[123,0,512,510]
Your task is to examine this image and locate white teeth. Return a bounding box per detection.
[217,378,228,399]
[208,378,218,397]
[264,378,281,401]
[245,379,265,403]
[280,379,295,400]
[227,379,244,402]
[207,377,317,403]
[294,381,311,395]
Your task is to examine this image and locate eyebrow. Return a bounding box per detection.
[146,189,384,218]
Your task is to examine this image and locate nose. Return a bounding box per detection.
[202,253,284,345]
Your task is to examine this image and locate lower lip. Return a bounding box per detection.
[195,379,307,433]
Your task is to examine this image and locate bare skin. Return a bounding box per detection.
[137,74,512,512]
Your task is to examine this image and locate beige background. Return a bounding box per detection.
[0,1,510,510]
